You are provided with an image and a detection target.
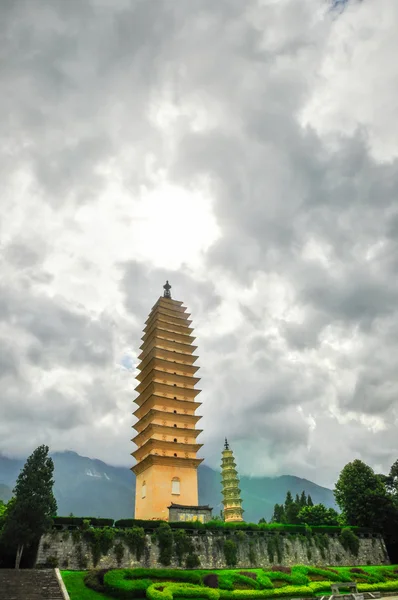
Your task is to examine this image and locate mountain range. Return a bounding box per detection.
[0,451,337,522]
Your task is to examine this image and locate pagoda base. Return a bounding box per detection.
[133,455,203,521]
[168,503,213,523]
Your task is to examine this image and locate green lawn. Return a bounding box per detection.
[62,571,114,600]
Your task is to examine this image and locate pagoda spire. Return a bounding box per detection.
[163,280,172,298]
[221,440,244,522]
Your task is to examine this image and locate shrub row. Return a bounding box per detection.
[113,519,371,535]
[52,515,375,535]
[53,516,114,528]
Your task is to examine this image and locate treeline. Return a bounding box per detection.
[258,458,398,560]
[266,490,340,526]
[2,446,398,567]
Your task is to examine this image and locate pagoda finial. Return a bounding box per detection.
[224,438,229,450]
[163,280,172,299]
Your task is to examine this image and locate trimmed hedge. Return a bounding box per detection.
[148,583,219,600]
[53,516,114,528]
[104,570,153,598]
[292,565,352,583]
[112,519,371,535]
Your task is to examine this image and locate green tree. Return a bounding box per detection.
[1,445,57,568]
[307,494,314,506]
[285,500,300,524]
[379,460,398,500]
[0,499,7,535]
[299,490,307,507]
[258,517,267,524]
[271,503,286,523]
[334,459,392,530]
[284,490,293,509]
[298,504,340,526]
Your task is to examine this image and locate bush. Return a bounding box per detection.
[75,543,88,569]
[124,526,146,560]
[147,583,174,600]
[217,585,313,598]
[186,554,200,568]
[358,581,398,593]
[172,584,219,600]
[52,516,114,528]
[231,573,259,590]
[255,573,273,590]
[84,526,115,567]
[115,519,164,529]
[104,570,152,598]
[45,555,58,568]
[267,534,283,563]
[156,523,173,566]
[339,528,360,557]
[223,539,238,567]
[89,518,115,527]
[173,529,192,566]
[120,568,202,585]
[248,541,256,565]
[146,583,220,600]
[84,569,109,593]
[292,565,351,583]
[114,541,125,566]
[53,516,83,528]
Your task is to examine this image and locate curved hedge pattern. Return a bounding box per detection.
[91,565,398,600]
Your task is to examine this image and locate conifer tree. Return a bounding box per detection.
[284,490,293,509]
[285,497,300,524]
[271,503,286,523]
[300,490,307,507]
[307,494,314,506]
[1,445,57,568]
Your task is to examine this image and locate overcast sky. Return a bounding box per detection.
[1,0,398,489]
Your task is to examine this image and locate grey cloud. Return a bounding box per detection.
[4,241,44,268]
[0,344,20,379]
[281,319,321,350]
[0,285,113,368]
[121,260,222,326]
[1,0,398,487]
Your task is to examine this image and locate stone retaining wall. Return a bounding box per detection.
[36,530,390,571]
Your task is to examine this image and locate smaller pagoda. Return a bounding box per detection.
[221,439,244,522]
